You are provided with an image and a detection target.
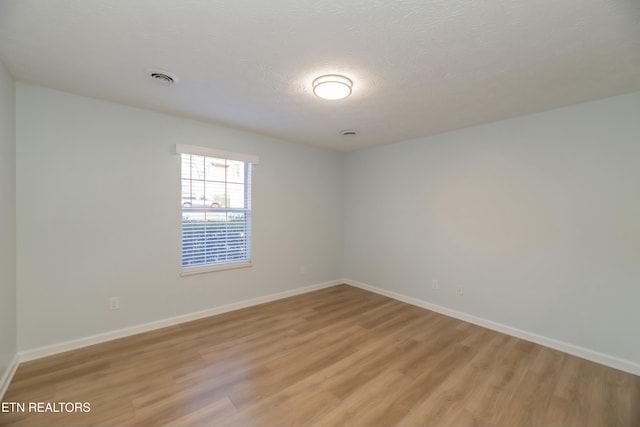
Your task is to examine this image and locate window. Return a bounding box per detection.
[176,144,258,275]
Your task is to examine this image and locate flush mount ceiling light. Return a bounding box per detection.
[312,74,353,100]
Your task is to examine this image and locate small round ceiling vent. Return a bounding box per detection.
[340,129,358,136]
[147,68,179,86]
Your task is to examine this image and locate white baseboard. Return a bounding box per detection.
[19,279,341,363]
[16,278,640,376]
[343,278,640,376]
[0,353,19,400]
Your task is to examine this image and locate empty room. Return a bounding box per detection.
[0,1,639,426]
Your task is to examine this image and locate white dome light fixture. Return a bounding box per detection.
[312,74,353,100]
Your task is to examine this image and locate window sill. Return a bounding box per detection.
[180,261,252,276]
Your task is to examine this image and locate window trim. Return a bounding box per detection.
[177,144,258,275]
[175,144,259,165]
[180,260,252,276]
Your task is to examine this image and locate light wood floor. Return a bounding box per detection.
[1,284,638,427]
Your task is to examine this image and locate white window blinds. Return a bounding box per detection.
[177,145,257,274]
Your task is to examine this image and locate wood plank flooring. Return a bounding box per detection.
[1,284,638,426]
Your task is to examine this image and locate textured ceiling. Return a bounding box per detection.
[1,0,639,151]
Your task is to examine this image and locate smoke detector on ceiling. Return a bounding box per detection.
[147,68,179,86]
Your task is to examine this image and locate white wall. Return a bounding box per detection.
[16,83,343,351]
[0,61,17,386]
[344,92,640,367]
[13,81,640,372]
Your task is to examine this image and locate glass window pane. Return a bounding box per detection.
[207,157,228,182]
[226,160,244,184]
[227,183,245,208]
[180,150,253,269]
[181,154,192,180]
[207,181,227,207]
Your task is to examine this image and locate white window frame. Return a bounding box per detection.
[176,144,259,275]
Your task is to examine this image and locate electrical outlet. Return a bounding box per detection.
[432,279,439,289]
[109,297,120,310]
[456,287,464,296]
